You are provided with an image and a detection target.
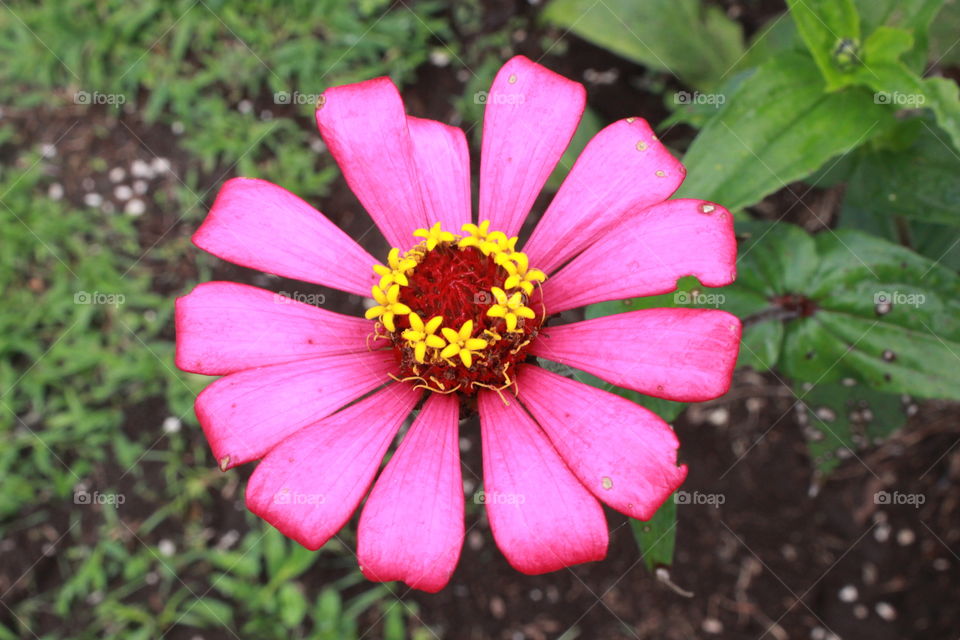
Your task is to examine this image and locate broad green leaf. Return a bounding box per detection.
[787,0,861,89]
[541,0,744,89]
[843,121,960,225]
[728,222,960,400]
[631,494,677,570]
[735,12,803,73]
[801,382,907,476]
[677,52,893,211]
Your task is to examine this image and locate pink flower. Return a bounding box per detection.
[175,56,740,592]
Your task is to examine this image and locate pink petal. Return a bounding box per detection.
[193,178,378,297]
[196,350,396,469]
[542,199,736,313]
[530,309,741,402]
[479,56,586,238]
[517,365,687,520]
[175,282,379,375]
[523,118,685,274]
[358,394,463,593]
[407,116,471,232]
[315,77,428,249]
[478,391,608,574]
[246,383,421,550]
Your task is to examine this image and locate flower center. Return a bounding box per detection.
[365,221,547,395]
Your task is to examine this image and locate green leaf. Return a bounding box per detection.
[277,582,309,628]
[677,51,893,211]
[729,221,960,400]
[929,0,960,66]
[546,107,603,191]
[855,0,947,71]
[787,0,861,89]
[847,27,960,152]
[844,120,960,225]
[631,495,677,570]
[801,382,907,476]
[541,0,744,89]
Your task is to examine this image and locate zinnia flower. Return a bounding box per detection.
[175,56,740,592]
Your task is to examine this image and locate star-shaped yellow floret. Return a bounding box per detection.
[413,222,456,251]
[364,283,412,332]
[486,286,536,332]
[372,248,418,289]
[439,320,487,368]
[401,313,445,363]
[495,251,546,295]
[459,220,518,256]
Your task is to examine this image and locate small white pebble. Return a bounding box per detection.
[151,157,171,173]
[429,50,451,67]
[158,539,176,556]
[41,143,56,158]
[171,121,185,135]
[130,159,154,179]
[459,436,472,452]
[83,193,103,207]
[529,588,542,601]
[467,529,483,550]
[874,523,891,542]
[838,585,858,602]
[896,529,915,546]
[48,183,64,200]
[309,138,327,154]
[237,99,253,114]
[144,571,159,585]
[133,179,148,195]
[162,416,182,434]
[108,167,126,183]
[114,184,133,201]
[125,198,146,216]
[260,109,273,121]
[701,618,723,634]
[707,407,729,426]
[810,627,827,640]
[81,177,96,190]
[875,601,896,621]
